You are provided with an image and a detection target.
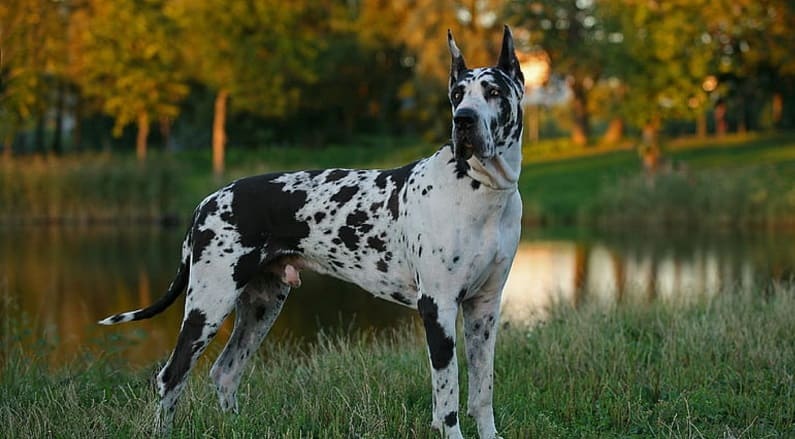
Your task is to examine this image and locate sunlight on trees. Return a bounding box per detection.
[0,0,793,167]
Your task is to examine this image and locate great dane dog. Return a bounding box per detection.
[100,25,524,438]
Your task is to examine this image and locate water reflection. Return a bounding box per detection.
[502,233,793,323]
[1,227,792,366]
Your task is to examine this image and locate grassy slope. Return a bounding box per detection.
[519,133,795,225]
[2,285,794,438]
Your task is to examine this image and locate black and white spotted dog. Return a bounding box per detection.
[100,26,524,439]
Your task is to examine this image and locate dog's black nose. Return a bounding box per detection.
[453,108,478,128]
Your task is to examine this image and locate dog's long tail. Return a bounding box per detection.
[98,226,192,326]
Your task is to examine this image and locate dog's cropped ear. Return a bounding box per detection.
[497,25,524,86]
[448,29,468,87]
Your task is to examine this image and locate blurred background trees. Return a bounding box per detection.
[1,0,793,170]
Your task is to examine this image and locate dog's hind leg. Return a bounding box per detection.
[153,264,242,435]
[210,273,289,413]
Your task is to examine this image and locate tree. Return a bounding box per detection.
[700,0,795,131]
[166,0,318,177]
[507,0,621,145]
[69,0,187,161]
[351,0,509,140]
[597,0,718,146]
[0,0,67,155]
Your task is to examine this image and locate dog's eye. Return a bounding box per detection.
[452,90,462,103]
[489,88,500,98]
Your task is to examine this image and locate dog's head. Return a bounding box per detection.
[448,26,524,161]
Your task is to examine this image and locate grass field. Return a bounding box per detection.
[2,283,793,438]
[0,133,793,226]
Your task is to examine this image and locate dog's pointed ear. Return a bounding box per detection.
[497,25,524,86]
[448,29,468,87]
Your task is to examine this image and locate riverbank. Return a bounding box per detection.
[2,283,793,437]
[1,133,793,227]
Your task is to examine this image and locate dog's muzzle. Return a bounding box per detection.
[453,108,487,160]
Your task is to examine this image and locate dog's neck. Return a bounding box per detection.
[465,138,522,191]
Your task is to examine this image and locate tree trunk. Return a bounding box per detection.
[737,94,747,134]
[136,112,149,162]
[570,81,590,146]
[696,112,707,138]
[772,92,783,129]
[714,99,727,137]
[3,135,12,160]
[160,116,172,151]
[52,80,65,155]
[641,120,661,175]
[72,88,83,151]
[525,104,539,144]
[35,113,46,154]
[213,89,229,178]
[601,117,623,145]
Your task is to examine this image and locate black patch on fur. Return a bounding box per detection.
[367,236,386,252]
[417,295,454,370]
[232,250,262,289]
[346,210,369,226]
[374,161,418,220]
[331,185,359,205]
[325,169,348,182]
[161,309,206,392]
[454,158,470,179]
[192,228,215,262]
[471,179,481,190]
[192,198,220,262]
[196,198,218,224]
[314,212,326,223]
[444,411,458,427]
[387,189,400,220]
[338,226,359,251]
[226,174,311,253]
[376,259,388,272]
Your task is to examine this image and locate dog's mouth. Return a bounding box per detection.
[454,130,489,161]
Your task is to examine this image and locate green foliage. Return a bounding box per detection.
[2,283,794,437]
[0,0,67,140]
[165,0,318,118]
[69,0,188,137]
[2,0,795,149]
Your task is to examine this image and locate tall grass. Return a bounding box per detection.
[2,283,794,437]
[0,140,434,224]
[0,154,184,224]
[584,165,795,229]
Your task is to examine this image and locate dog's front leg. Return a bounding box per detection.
[418,294,464,439]
[463,292,503,439]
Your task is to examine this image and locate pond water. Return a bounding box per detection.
[1,226,793,366]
